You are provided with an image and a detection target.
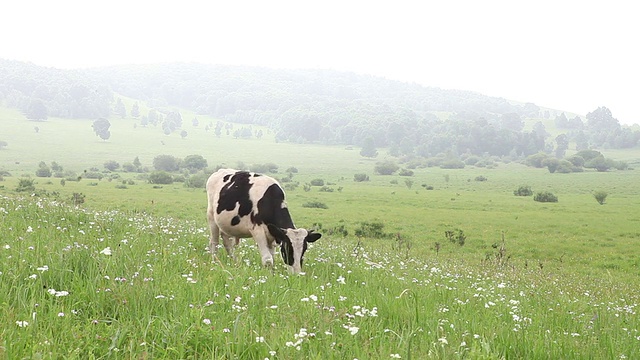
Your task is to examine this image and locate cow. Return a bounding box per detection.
[206,169,321,273]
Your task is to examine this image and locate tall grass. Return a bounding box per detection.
[1,195,639,359]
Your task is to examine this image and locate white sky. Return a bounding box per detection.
[2,1,638,124]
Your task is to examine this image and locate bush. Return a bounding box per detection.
[513,185,533,196]
[474,175,487,182]
[374,160,399,175]
[399,169,414,176]
[534,191,558,203]
[184,172,209,188]
[250,163,279,173]
[16,178,36,192]
[148,171,174,184]
[525,152,550,168]
[153,155,181,171]
[104,160,120,171]
[354,221,387,238]
[440,159,465,169]
[302,201,328,209]
[310,178,325,186]
[318,186,334,192]
[585,156,615,172]
[354,173,370,182]
[182,155,208,172]
[593,190,608,205]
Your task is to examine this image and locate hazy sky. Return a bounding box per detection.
[2,1,638,124]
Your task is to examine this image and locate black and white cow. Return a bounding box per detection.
[206,169,321,273]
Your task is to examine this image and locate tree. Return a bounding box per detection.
[586,106,619,131]
[35,161,52,177]
[148,109,160,126]
[162,111,183,134]
[0,140,7,150]
[360,137,378,158]
[131,102,140,118]
[104,160,120,171]
[182,154,208,172]
[153,154,180,171]
[92,118,111,140]
[180,130,188,139]
[114,98,126,118]
[585,156,615,172]
[26,99,48,121]
[593,191,608,205]
[554,134,569,158]
[192,117,199,127]
[133,156,142,169]
[374,160,399,175]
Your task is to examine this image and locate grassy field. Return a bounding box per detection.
[2,107,640,358]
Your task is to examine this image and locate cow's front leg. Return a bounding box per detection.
[254,232,274,267]
[222,234,238,260]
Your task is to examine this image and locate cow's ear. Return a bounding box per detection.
[267,224,287,244]
[306,230,322,243]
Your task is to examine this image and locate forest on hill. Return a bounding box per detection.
[1,58,639,160]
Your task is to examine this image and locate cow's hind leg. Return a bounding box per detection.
[207,208,220,260]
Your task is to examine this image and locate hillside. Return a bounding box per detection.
[1,59,639,158]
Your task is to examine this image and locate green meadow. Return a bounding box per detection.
[2,108,640,358]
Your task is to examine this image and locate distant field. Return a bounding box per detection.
[2,106,640,275]
[2,105,640,358]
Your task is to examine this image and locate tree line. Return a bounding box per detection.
[1,59,639,157]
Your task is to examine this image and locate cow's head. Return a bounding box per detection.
[267,224,321,274]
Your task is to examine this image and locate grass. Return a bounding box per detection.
[1,195,639,359]
[3,106,640,358]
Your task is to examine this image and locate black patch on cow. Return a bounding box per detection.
[223,174,231,182]
[216,171,254,218]
[253,173,262,177]
[254,184,294,228]
[231,215,241,226]
[281,241,296,266]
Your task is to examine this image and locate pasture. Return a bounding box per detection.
[2,110,640,358]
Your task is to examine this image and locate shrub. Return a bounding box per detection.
[184,172,209,188]
[16,178,36,192]
[153,155,181,172]
[440,160,465,169]
[318,186,334,192]
[71,192,85,206]
[474,175,488,182]
[82,171,103,180]
[104,160,120,171]
[374,160,399,175]
[464,156,480,165]
[250,163,279,173]
[354,221,388,238]
[534,191,558,203]
[354,173,370,182]
[513,185,533,196]
[399,169,414,176]
[525,152,550,168]
[302,201,328,209]
[310,178,325,186]
[585,156,615,172]
[148,171,174,184]
[182,155,208,172]
[593,190,608,205]
[445,229,466,246]
[566,155,585,167]
[286,167,299,173]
